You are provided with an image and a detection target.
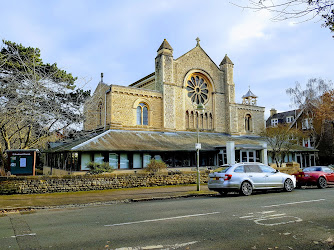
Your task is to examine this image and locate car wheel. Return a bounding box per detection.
[284,178,294,192]
[317,176,327,189]
[240,181,253,196]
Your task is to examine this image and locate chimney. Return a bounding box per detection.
[270,108,277,117]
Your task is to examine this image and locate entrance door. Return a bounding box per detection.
[240,150,256,162]
[296,154,302,168]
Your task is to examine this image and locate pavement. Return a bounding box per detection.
[0,184,217,213]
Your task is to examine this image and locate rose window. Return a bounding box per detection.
[186,75,209,104]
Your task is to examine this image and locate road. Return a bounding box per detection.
[1,188,333,249]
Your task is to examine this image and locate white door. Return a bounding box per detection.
[240,150,256,162]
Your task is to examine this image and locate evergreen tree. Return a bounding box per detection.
[0,40,90,171]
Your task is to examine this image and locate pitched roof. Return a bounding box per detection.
[219,54,234,66]
[242,89,257,98]
[265,109,299,127]
[46,129,316,153]
[157,39,173,52]
[47,130,267,152]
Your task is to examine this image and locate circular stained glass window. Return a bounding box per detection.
[186,75,209,104]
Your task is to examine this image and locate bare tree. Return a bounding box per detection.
[233,0,334,36]
[0,40,90,172]
[286,78,333,149]
[261,124,305,167]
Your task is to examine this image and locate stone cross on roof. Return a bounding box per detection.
[196,37,200,46]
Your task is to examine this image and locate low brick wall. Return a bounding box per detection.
[0,173,209,194]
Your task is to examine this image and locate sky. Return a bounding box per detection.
[1,0,333,118]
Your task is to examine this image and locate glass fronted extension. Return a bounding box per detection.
[45,130,317,172]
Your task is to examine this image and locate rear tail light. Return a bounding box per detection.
[224,174,232,180]
[297,172,305,178]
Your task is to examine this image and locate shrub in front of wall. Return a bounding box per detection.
[87,162,115,175]
[144,159,167,174]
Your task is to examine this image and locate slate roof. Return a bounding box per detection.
[266,109,299,127]
[242,89,257,98]
[47,130,264,152]
[46,129,315,153]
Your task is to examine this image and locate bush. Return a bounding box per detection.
[145,159,167,174]
[87,162,114,174]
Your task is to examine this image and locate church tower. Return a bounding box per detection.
[219,54,235,104]
[155,39,176,130]
[220,54,235,134]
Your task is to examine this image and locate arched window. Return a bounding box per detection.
[137,103,149,125]
[209,113,213,130]
[185,111,189,129]
[204,113,208,130]
[190,111,194,129]
[98,102,103,126]
[200,114,204,129]
[245,114,252,131]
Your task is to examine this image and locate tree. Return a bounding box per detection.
[261,124,305,167]
[317,89,334,121]
[0,40,90,172]
[233,1,334,37]
[312,89,334,164]
[286,78,333,149]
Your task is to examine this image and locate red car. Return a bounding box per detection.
[293,166,334,188]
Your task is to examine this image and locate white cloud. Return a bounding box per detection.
[227,10,274,50]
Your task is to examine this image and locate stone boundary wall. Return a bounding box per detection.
[0,173,209,195]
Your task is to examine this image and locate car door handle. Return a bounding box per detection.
[265,175,269,177]
[248,175,253,177]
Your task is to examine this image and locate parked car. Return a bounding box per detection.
[208,162,296,196]
[292,166,334,189]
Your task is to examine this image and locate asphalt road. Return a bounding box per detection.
[1,188,334,250]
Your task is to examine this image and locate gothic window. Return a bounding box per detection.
[209,113,213,130]
[185,111,189,129]
[136,103,148,125]
[186,74,209,105]
[204,113,208,130]
[190,111,194,129]
[200,114,204,129]
[98,102,103,126]
[245,114,252,132]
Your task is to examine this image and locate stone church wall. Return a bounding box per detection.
[234,104,265,135]
[84,83,110,131]
[172,46,225,132]
[111,85,163,129]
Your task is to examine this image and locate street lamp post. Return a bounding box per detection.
[194,103,205,191]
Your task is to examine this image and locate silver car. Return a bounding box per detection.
[208,162,296,196]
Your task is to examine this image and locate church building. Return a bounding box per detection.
[47,38,271,172]
[84,38,265,135]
